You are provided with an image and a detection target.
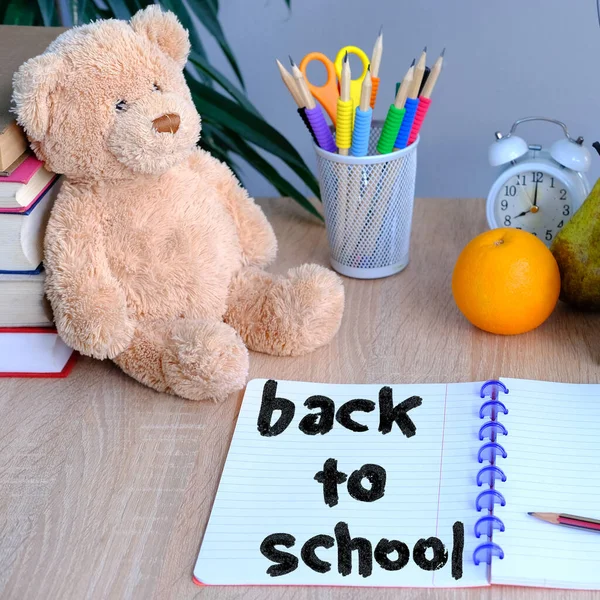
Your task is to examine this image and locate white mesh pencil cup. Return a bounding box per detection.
[314,121,418,279]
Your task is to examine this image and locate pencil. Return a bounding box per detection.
[369,26,383,109]
[289,55,315,109]
[284,57,336,152]
[394,53,423,150]
[336,52,352,156]
[529,512,600,533]
[276,58,303,107]
[420,47,445,99]
[408,48,444,145]
[409,46,427,99]
[350,65,373,157]
[376,61,414,155]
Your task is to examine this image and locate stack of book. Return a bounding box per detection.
[0,24,74,377]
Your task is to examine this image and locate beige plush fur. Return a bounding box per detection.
[12,7,344,401]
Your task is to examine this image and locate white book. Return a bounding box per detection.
[193,378,600,590]
[0,271,52,327]
[0,328,74,376]
[0,177,61,272]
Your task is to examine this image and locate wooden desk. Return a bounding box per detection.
[2,198,599,600]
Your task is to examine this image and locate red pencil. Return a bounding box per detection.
[529,512,600,533]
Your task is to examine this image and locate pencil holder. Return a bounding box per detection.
[314,121,418,279]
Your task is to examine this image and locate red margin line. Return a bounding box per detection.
[433,383,449,585]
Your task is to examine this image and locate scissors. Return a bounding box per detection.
[299,45,370,126]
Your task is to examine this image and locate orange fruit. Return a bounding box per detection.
[452,228,560,335]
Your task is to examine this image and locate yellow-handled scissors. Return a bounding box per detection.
[299,45,370,126]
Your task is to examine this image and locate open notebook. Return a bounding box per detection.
[194,378,600,589]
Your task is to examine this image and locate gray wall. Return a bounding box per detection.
[205,0,600,199]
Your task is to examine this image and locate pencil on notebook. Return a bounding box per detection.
[369,26,383,109]
[529,512,600,533]
[287,56,336,153]
[408,48,444,145]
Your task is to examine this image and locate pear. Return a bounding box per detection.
[551,178,600,310]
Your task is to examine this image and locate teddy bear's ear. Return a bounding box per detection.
[130,6,191,69]
[12,52,63,142]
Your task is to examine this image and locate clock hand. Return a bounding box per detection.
[513,210,530,219]
[532,181,540,213]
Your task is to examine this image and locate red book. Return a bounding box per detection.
[0,327,76,378]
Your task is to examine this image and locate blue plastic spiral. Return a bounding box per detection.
[350,106,373,157]
[394,97,419,149]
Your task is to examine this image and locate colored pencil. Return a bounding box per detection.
[529,512,600,533]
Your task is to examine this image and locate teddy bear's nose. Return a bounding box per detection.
[152,113,180,134]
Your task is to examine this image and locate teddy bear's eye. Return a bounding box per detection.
[115,100,127,111]
[153,83,161,92]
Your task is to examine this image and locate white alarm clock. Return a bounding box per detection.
[487,117,591,246]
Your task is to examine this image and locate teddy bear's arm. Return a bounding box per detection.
[43,184,135,359]
[188,149,277,267]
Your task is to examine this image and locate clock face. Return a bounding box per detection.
[494,169,572,245]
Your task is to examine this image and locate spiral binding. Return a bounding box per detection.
[473,380,509,567]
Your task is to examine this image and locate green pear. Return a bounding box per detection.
[551,178,600,310]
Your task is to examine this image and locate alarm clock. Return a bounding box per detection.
[487,117,591,246]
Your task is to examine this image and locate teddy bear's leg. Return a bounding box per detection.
[113,319,249,401]
[225,264,344,357]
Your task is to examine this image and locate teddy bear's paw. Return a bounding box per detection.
[162,320,249,402]
[274,264,345,356]
[55,290,135,360]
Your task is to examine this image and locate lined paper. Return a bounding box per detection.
[194,379,488,587]
[492,378,600,589]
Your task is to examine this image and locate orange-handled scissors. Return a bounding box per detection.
[299,46,370,127]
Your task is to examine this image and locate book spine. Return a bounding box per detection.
[472,380,509,568]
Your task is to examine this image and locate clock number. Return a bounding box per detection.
[504,185,517,197]
[557,220,564,228]
[515,175,527,186]
[550,177,555,188]
[545,230,553,241]
[532,232,538,236]
[504,215,511,226]
[532,171,543,183]
[563,205,570,216]
[500,199,508,210]
[560,189,567,200]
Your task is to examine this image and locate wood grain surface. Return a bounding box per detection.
[1,198,599,600]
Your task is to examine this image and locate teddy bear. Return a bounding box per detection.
[12,6,344,402]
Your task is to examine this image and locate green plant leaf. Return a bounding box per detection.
[188,50,259,115]
[159,0,211,85]
[187,78,320,197]
[36,0,55,25]
[220,129,323,220]
[103,0,131,20]
[3,0,40,24]
[185,0,245,89]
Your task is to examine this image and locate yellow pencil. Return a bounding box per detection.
[337,52,352,156]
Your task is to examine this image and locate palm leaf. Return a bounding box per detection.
[36,0,56,24]
[185,0,245,89]
[188,50,258,115]
[187,77,320,197]
[223,131,322,221]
